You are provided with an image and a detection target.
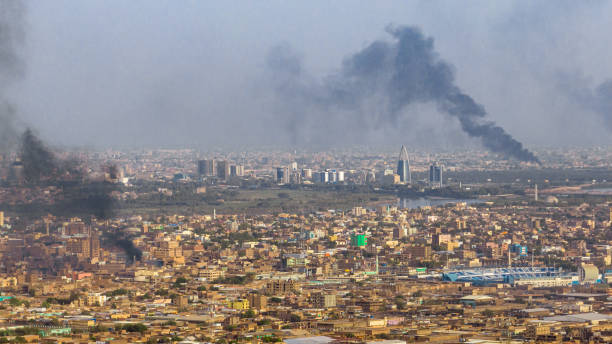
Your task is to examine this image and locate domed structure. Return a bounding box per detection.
[545,196,559,204]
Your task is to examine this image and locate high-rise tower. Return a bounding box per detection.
[198,159,216,177]
[397,145,411,184]
[429,162,443,187]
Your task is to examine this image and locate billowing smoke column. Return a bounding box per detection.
[0,2,134,263]
[101,230,142,265]
[16,134,127,258]
[20,128,60,183]
[558,74,612,131]
[60,175,119,220]
[18,134,132,257]
[268,25,540,163]
[586,79,612,129]
[115,238,143,264]
[0,1,25,153]
[0,0,119,220]
[16,128,119,219]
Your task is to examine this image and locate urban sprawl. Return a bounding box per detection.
[1,146,612,343]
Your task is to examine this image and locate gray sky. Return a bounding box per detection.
[8,0,612,149]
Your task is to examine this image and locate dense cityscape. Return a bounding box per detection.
[1,146,612,343]
[3,1,612,343]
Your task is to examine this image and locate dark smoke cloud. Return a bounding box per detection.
[100,230,142,265]
[15,129,120,219]
[20,128,60,183]
[557,74,612,131]
[102,233,142,264]
[268,25,539,163]
[60,178,119,220]
[0,0,25,153]
[0,0,25,83]
[0,103,19,153]
[0,1,119,220]
[585,79,612,129]
[115,237,142,264]
[594,80,612,128]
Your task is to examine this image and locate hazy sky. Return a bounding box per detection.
[7,0,612,149]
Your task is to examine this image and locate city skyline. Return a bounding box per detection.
[1,1,612,343]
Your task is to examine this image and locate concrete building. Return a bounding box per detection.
[312,292,336,308]
[197,159,216,177]
[277,167,290,184]
[265,279,298,295]
[429,162,443,187]
[216,160,230,181]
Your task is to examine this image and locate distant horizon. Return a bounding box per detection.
[2,1,612,152]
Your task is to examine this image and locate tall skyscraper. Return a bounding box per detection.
[397,145,411,184]
[276,167,290,184]
[197,160,205,175]
[198,159,216,177]
[216,160,230,181]
[429,162,443,187]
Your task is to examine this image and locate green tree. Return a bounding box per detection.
[241,309,255,318]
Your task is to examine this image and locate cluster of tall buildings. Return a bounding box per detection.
[276,165,345,185]
[273,145,444,187]
[197,159,244,181]
[395,145,443,187]
[196,146,443,187]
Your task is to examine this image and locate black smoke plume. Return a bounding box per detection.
[115,238,142,264]
[0,1,119,220]
[0,0,25,153]
[101,230,142,264]
[60,177,119,220]
[103,233,142,264]
[14,129,119,219]
[267,25,539,163]
[20,128,60,183]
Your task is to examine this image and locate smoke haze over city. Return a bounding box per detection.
[3,0,612,152]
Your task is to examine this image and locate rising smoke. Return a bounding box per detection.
[15,128,119,219]
[20,128,60,183]
[268,25,540,163]
[0,0,25,153]
[594,80,612,129]
[0,1,119,221]
[114,237,143,264]
[581,79,612,130]
[557,73,612,132]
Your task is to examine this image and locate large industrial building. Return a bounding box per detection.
[442,267,579,287]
